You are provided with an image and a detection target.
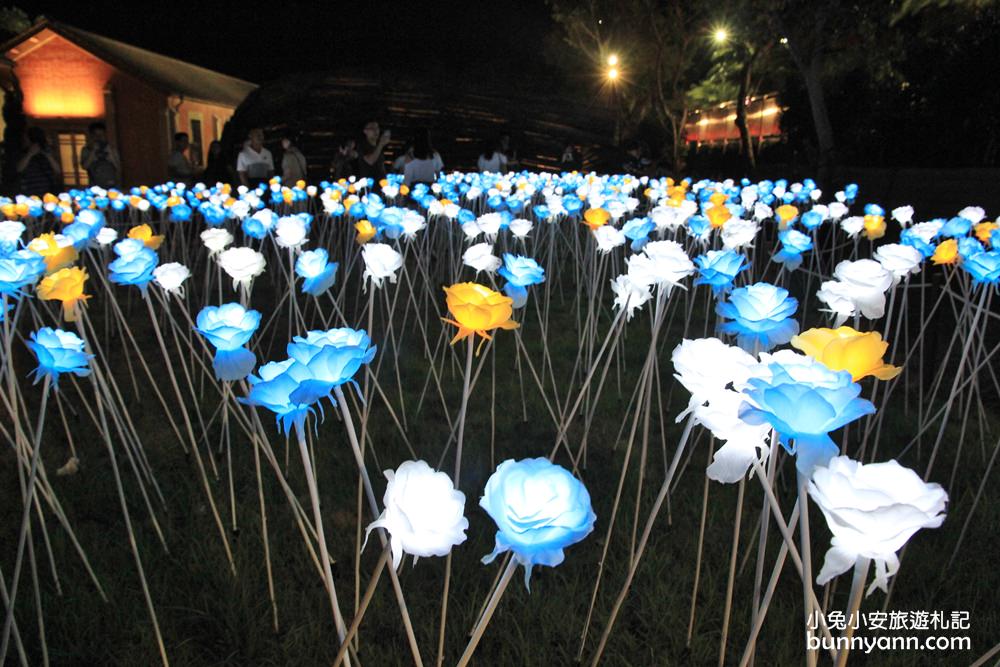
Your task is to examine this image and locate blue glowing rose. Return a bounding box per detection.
[739,355,875,474]
[716,282,799,353]
[480,457,596,589]
[195,303,261,381]
[0,250,46,294]
[26,327,92,387]
[498,253,545,288]
[239,358,316,434]
[963,250,1000,286]
[286,328,377,403]
[295,248,338,297]
[694,249,748,295]
[108,240,159,288]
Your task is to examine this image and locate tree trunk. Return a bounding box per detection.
[801,57,835,180]
[734,54,757,173]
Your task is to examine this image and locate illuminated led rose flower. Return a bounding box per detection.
[716,282,799,353]
[721,218,759,250]
[480,458,596,588]
[463,242,502,274]
[26,327,92,387]
[201,228,233,255]
[739,356,874,474]
[152,262,191,296]
[809,456,947,594]
[219,246,266,289]
[274,215,309,248]
[694,249,748,295]
[672,337,758,418]
[37,266,90,321]
[610,273,651,320]
[365,460,468,569]
[791,327,900,381]
[442,282,518,347]
[873,243,923,283]
[593,224,625,253]
[361,242,402,287]
[195,303,261,381]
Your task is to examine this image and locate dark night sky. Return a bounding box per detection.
[25,0,557,85]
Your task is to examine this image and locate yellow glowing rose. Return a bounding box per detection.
[707,204,731,228]
[355,219,376,244]
[791,326,901,382]
[863,214,886,241]
[931,239,959,265]
[441,282,519,349]
[583,208,610,231]
[28,233,78,274]
[128,224,164,250]
[37,266,90,322]
[776,204,799,229]
[974,221,997,245]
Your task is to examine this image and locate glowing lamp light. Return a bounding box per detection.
[713,28,729,44]
[607,53,619,67]
[607,67,619,81]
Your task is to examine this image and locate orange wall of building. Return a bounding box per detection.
[11,29,110,118]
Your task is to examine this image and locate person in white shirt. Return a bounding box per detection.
[403,130,443,186]
[237,128,274,186]
[477,137,507,173]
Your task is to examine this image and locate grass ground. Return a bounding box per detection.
[1,246,997,666]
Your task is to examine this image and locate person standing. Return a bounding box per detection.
[477,137,507,173]
[280,135,308,184]
[402,129,443,186]
[237,128,275,186]
[167,132,196,185]
[202,140,231,184]
[80,121,120,188]
[330,138,357,181]
[16,127,61,196]
[355,120,390,180]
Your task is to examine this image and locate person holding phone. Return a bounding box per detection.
[355,120,390,180]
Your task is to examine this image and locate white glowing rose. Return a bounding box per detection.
[610,274,651,320]
[840,216,864,238]
[816,280,858,326]
[593,225,625,253]
[476,213,503,239]
[809,456,947,594]
[827,201,848,220]
[96,227,118,246]
[0,220,24,243]
[153,262,191,295]
[274,215,308,249]
[626,240,694,289]
[891,205,914,227]
[400,211,427,239]
[721,218,759,250]
[508,218,533,239]
[361,243,402,288]
[671,337,758,417]
[833,259,892,319]
[365,460,468,569]
[957,206,986,225]
[462,242,501,274]
[908,220,943,244]
[874,243,923,283]
[695,390,771,484]
[201,228,233,255]
[219,247,266,289]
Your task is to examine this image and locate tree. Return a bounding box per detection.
[548,0,715,171]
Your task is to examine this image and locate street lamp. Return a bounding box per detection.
[607,53,619,67]
[607,66,619,81]
[713,27,729,44]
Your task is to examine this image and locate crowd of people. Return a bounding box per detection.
[12,119,662,194]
